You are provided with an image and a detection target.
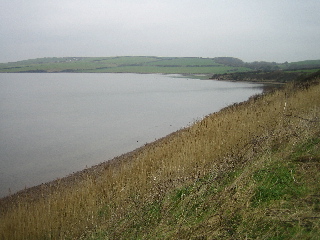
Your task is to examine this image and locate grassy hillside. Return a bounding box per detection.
[1,56,319,74]
[0,73,320,239]
[0,56,250,74]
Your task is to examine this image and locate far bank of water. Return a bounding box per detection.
[0,73,264,197]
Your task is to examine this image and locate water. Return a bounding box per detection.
[0,73,263,197]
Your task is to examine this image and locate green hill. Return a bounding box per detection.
[1,56,319,75]
[1,72,319,239]
[0,56,249,74]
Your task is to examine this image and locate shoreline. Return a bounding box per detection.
[0,126,188,208]
[0,78,275,205]
[1,74,319,239]
[0,78,267,206]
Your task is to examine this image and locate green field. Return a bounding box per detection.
[1,56,320,80]
[0,56,251,74]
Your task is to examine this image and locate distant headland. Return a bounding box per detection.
[1,56,319,83]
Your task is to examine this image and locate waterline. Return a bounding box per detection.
[0,73,264,197]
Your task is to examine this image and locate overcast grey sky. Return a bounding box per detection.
[1,0,319,63]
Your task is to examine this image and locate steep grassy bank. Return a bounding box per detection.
[0,75,319,239]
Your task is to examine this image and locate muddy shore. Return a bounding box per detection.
[0,126,187,211]
[0,80,278,210]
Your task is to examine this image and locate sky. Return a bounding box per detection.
[1,0,320,63]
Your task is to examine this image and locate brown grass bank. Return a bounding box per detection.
[0,76,319,239]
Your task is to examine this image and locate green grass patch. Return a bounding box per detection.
[143,57,219,66]
[251,163,306,207]
[291,138,320,163]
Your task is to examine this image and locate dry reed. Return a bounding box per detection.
[1,78,319,239]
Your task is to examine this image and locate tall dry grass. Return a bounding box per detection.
[0,78,319,239]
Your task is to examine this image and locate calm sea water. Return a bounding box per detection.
[0,73,263,197]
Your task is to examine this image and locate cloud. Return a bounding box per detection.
[0,0,319,63]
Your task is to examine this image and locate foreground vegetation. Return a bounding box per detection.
[0,56,319,75]
[0,73,320,239]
